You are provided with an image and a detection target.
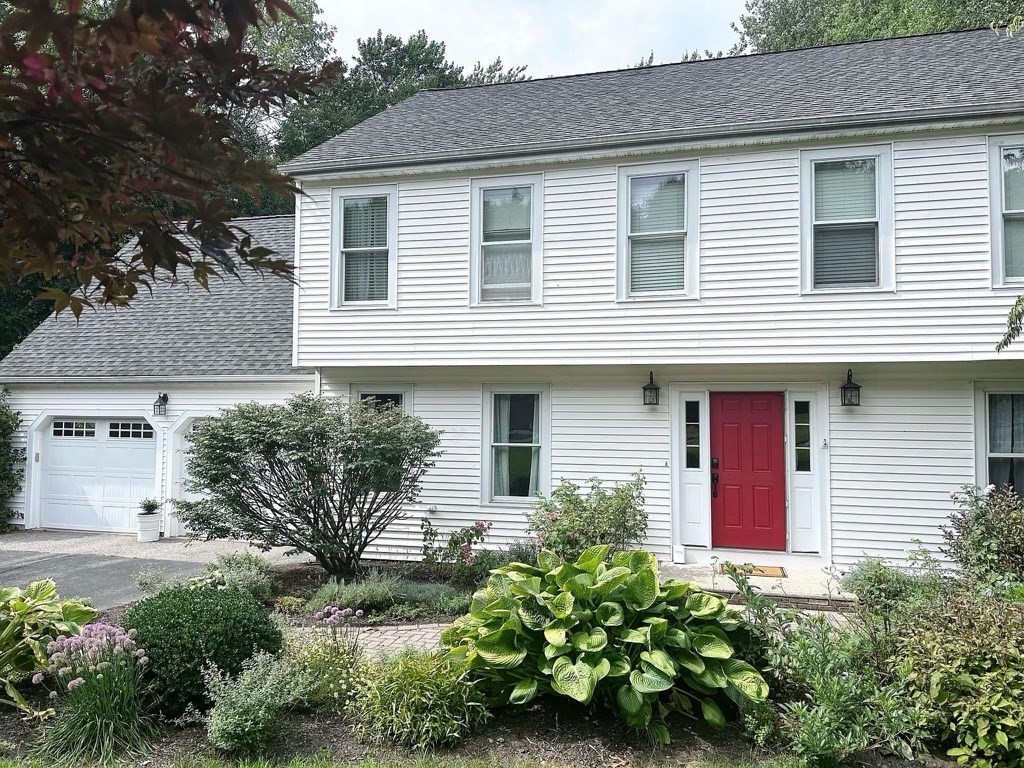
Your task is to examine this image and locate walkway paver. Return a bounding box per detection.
[357,622,446,656]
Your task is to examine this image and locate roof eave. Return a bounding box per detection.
[279,102,1024,177]
[0,373,314,385]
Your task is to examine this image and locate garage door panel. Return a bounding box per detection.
[41,418,157,534]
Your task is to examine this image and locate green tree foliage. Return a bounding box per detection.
[0,0,339,314]
[0,388,22,528]
[277,30,527,162]
[731,0,1023,53]
[174,395,442,577]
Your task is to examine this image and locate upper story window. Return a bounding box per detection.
[800,145,893,293]
[470,175,542,305]
[989,135,1024,286]
[617,161,699,299]
[331,185,397,308]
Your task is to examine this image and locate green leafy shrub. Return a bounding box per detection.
[944,485,1024,584]
[274,595,307,614]
[123,586,283,717]
[204,652,303,756]
[528,473,647,560]
[728,567,922,766]
[840,555,947,616]
[175,395,442,577]
[34,623,158,765]
[308,573,472,621]
[0,388,22,533]
[422,518,497,587]
[0,579,95,712]
[890,591,1024,767]
[442,546,767,743]
[188,552,276,601]
[352,650,489,749]
[308,571,402,613]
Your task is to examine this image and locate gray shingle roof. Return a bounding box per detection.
[0,215,306,379]
[282,29,1024,174]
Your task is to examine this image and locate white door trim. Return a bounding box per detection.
[668,382,831,564]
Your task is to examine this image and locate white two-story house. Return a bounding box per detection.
[279,29,1024,568]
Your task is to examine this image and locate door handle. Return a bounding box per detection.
[711,472,719,498]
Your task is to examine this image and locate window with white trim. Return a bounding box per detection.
[109,421,155,439]
[617,161,698,298]
[332,185,397,307]
[989,135,1024,285]
[471,176,542,304]
[486,389,546,501]
[987,393,1024,488]
[793,400,811,473]
[351,384,412,413]
[52,420,95,438]
[801,146,893,292]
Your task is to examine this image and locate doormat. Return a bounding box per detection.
[716,564,787,578]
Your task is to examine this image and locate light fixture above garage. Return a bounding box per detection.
[840,369,861,407]
[642,371,660,406]
[153,393,169,416]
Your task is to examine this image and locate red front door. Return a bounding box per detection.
[710,392,787,551]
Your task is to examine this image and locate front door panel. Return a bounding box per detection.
[710,392,786,551]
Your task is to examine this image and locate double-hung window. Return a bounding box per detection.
[989,135,1024,285]
[332,185,397,307]
[987,393,1024,489]
[470,175,542,304]
[801,145,893,292]
[484,387,548,502]
[618,161,699,298]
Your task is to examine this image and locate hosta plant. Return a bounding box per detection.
[441,545,768,742]
[1,579,96,713]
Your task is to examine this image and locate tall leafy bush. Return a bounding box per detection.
[944,485,1024,584]
[0,388,22,530]
[174,394,441,577]
[527,473,647,560]
[442,545,767,743]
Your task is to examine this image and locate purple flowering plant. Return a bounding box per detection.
[33,622,158,764]
[313,605,363,648]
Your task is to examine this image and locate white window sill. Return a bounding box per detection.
[328,303,397,312]
[470,301,543,309]
[992,281,1024,291]
[483,497,540,508]
[617,292,698,303]
[801,285,894,296]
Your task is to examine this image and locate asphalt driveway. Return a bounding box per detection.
[0,549,203,610]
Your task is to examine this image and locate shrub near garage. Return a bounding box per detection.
[442,546,768,744]
[123,586,283,717]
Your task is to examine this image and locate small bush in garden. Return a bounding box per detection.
[504,537,539,565]
[275,595,307,614]
[840,555,947,617]
[291,605,363,711]
[944,484,1024,584]
[308,571,402,613]
[890,590,1024,767]
[33,623,159,765]
[442,546,767,744]
[175,395,442,577]
[728,567,923,766]
[0,579,95,713]
[422,518,497,587]
[123,586,283,717]
[204,652,304,756]
[527,473,647,561]
[352,650,489,749]
[188,552,276,601]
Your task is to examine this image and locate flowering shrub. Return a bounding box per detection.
[944,485,1024,585]
[422,518,498,587]
[123,586,282,717]
[291,605,363,712]
[34,623,158,765]
[527,473,647,561]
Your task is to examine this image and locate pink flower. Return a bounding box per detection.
[31,673,44,685]
[67,678,84,691]
[949,490,957,500]
[984,484,997,495]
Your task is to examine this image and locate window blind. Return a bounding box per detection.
[1003,149,1024,211]
[344,251,389,302]
[630,175,685,233]
[630,236,686,292]
[343,196,388,248]
[812,159,878,287]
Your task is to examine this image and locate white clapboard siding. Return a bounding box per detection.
[4,380,309,525]
[294,133,1024,367]
[323,362,1021,565]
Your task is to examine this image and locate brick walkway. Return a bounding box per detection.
[354,622,447,656]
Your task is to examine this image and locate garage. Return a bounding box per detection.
[40,418,158,533]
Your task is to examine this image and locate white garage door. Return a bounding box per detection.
[41,418,158,533]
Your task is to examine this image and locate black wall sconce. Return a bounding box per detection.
[840,370,861,407]
[153,393,169,416]
[642,371,660,406]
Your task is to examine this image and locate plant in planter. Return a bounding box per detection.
[136,498,161,543]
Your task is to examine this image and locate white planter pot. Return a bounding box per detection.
[137,513,161,543]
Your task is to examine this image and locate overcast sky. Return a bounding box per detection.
[318,0,747,79]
